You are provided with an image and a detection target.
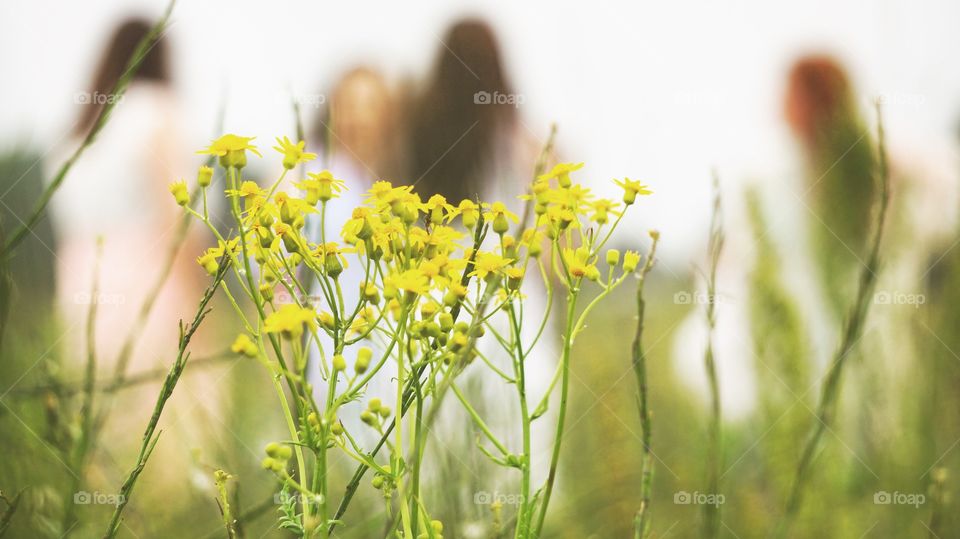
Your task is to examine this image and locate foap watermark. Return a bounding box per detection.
[673,290,732,306]
[273,490,324,507]
[73,291,126,306]
[473,90,524,107]
[74,91,124,106]
[291,92,326,109]
[873,290,925,309]
[874,92,926,109]
[474,490,524,506]
[673,491,725,507]
[74,491,125,506]
[874,491,925,508]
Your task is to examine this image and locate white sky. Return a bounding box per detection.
[2,0,959,261]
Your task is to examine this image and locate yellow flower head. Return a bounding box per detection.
[482,202,519,234]
[198,134,262,168]
[386,269,430,296]
[230,334,258,357]
[562,247,599,281]
[273,136,317,170]
[623,250,642,272]
[457,199,480,228]
[589,198,621,225]
[471,252,513,280]
[301,171,346,203]
[424,194,454,223]
[263,304,316,339]
[169,180,189,206]
[613,178,653,205]
[538,162,584,187]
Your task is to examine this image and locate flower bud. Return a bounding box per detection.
[362,283,380,304]
[493,214,510,235]
[197,165,214,187]
[332,354,346,372]
[420,300,439,319]
[378,406,391,418]
[324,254,343,278]
[230,334,258,358]
[169,180,189,206]
[355,347,372,374]
[261,457,283,472]
[331,421,344,436]
[360,410,376,426]
[439,312,454,332]
[606,249,621,267]
[368,398,382,413]
[265,442,291,461]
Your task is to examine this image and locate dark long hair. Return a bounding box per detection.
[75,18,170,136]
[408,19,517,202]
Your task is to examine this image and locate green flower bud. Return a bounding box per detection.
[360,410,376,426]
[355,347,372,374]
[439,312,454,332]
[368,398,381,413]
[606,249,621,267]
[493,214,510,235]
[378,406,391,419]
[259,283,274,302]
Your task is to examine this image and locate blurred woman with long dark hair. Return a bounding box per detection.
[407,19,536,203]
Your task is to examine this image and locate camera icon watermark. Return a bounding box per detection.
[673,290,730,306]
[74,91,124,106]
[873,491,925,507]
[873,290,925,308]
[473,91,525,108]
[474,490,524,506]
[73,491,125,506]
[673,491,725,507]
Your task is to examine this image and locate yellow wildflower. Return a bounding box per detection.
[482,202,520,234]
[623,250,642,272]
[538,162,584,187]
[273,136,316,169]
[471,252,512,280]
[300,171,346,203]
[169,180,189,206]
[198,134,262,168]
[230,334,258,357]
[263,304,316,339]
[457,199,480,228]
[613,178,652,205]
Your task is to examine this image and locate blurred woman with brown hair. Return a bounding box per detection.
[407,18,538,204]
[783,55,877,313]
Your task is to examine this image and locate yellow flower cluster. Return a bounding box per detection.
[173,133,655,537]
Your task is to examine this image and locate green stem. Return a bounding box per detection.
[533,290,579,537]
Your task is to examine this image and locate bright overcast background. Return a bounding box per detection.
[2,0,959,263]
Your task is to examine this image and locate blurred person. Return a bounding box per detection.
[44,18,216,527]
[303,66,405,435]
[50,18,202,363]
[407,18,539,203]
[784,55,878,315]
[405,19,558,527]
